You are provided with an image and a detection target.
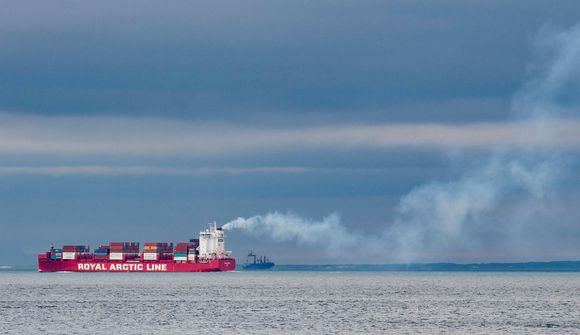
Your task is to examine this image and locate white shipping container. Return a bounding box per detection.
[143,253,158,261]
[187,254,196,261]
[109,252,124,260]
[174,256,187,261]
[62,252,76,260]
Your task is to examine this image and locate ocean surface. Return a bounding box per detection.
[1,271,579,334]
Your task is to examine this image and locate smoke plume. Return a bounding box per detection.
[223,212,371,258]
[223,23,580,262]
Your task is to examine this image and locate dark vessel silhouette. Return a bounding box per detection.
[242,251,275,270]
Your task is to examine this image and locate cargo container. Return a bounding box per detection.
[62,252,76,260]
[108,253,124,260]
[143,253,158,261]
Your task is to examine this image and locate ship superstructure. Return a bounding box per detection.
[199,222,229,259]
[38,223,235,272]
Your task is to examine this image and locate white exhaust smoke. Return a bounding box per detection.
[387,23,580,260]
[224,23,580,262]
[222,212,377,258]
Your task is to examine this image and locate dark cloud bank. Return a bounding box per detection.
[2,1,580,124]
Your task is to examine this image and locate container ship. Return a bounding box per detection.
[242,251,275,270]
[38,223,235,272]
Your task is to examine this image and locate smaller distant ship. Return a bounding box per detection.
[242,251,275,270]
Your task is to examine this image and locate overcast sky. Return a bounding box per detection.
[2,1,580,265]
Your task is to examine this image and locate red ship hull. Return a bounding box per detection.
[38,256,236,272]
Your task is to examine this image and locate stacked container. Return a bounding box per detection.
[161,243,173,260]
[62,245,90,260]
[173,243,189,262]
[109,242,124,260]
[50,248,62,260]
[143,242,173,261]
[188,239,199,261]
[94,245,110,260]
[109,242,139,260]
[143,242,159,261]
[46,240,205,263]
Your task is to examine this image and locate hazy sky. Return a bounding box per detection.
[2,1,580,265]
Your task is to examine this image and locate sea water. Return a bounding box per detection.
[1,271,579,334]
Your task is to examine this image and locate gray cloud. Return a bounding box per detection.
[2,1,580,122]
[0,165,309,176]
[1,114,580,162]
